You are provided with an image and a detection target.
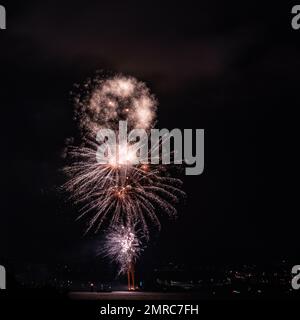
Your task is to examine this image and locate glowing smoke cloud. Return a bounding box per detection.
[74,75,157,134]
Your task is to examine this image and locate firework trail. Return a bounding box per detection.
[64,73,185,236]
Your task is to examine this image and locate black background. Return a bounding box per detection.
[0,1,296,277]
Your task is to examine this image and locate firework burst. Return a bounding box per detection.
[63,139,184,236]
[100,224,142,275]
[64,74,185,237]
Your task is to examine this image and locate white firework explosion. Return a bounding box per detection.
[100,224,142,275]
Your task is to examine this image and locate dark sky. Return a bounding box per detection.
[0,1,297,269]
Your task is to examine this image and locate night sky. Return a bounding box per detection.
[0,2,297,271]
